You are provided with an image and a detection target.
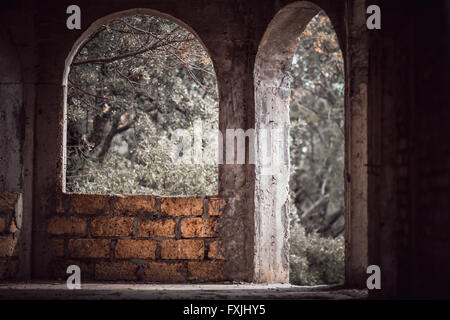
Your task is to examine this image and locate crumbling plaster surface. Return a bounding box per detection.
[0,31,23,193]
[254,2,320,284]
[0,14,35,280]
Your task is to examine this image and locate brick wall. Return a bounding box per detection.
[0,191,21,280]
[48,193,227,282]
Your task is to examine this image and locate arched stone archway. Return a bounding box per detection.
[253,1,320,284]
[253,1,368,286]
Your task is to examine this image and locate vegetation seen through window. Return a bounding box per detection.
[66,15,219,195]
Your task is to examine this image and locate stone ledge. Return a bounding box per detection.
[0,282,368,300]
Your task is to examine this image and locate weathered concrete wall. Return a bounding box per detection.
[0,31,23,281]
[0,2,35,280]
[0,32,23,193]
[343,0,369,288]
[0,192,22,280]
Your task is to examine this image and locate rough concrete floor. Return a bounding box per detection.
[0,282,367,300]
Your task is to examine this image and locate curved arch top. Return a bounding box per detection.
[252,2,345,283]
[255,1,320,81]
[62,8,215,87]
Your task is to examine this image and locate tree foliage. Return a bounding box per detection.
[288,11,345,285]
[289,12,345,237]
[66,15,218,195]
[289,223,344,285]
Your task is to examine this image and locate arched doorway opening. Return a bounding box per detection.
[288,11,345,285]
[254,1,368,286]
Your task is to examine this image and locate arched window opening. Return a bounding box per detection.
[288,11,345,286]
[65,14,219,195]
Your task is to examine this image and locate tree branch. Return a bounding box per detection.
[68,79,112,101]
[71,38,193,67]
[300,193,330,220]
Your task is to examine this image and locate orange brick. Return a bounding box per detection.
[161,239,204,259]
[208,197,227,216]
[188,261,224,281]
[115,239,157,259]
[208,241,225,260]
[47,216,87,236]
[0,192,17,212]
[95,261,138,281]
[161,197,203,216]
[90,217,134,237]
[113,195,156,215]
[181,218,217,238]
[69,193,110,215]
[51,238,65,257]
[137,219,175,238]
[0,217,5,233]
[142,262,185,282]
[9,219,18,233]
[68,239,110,258]
[0,236,18,257]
